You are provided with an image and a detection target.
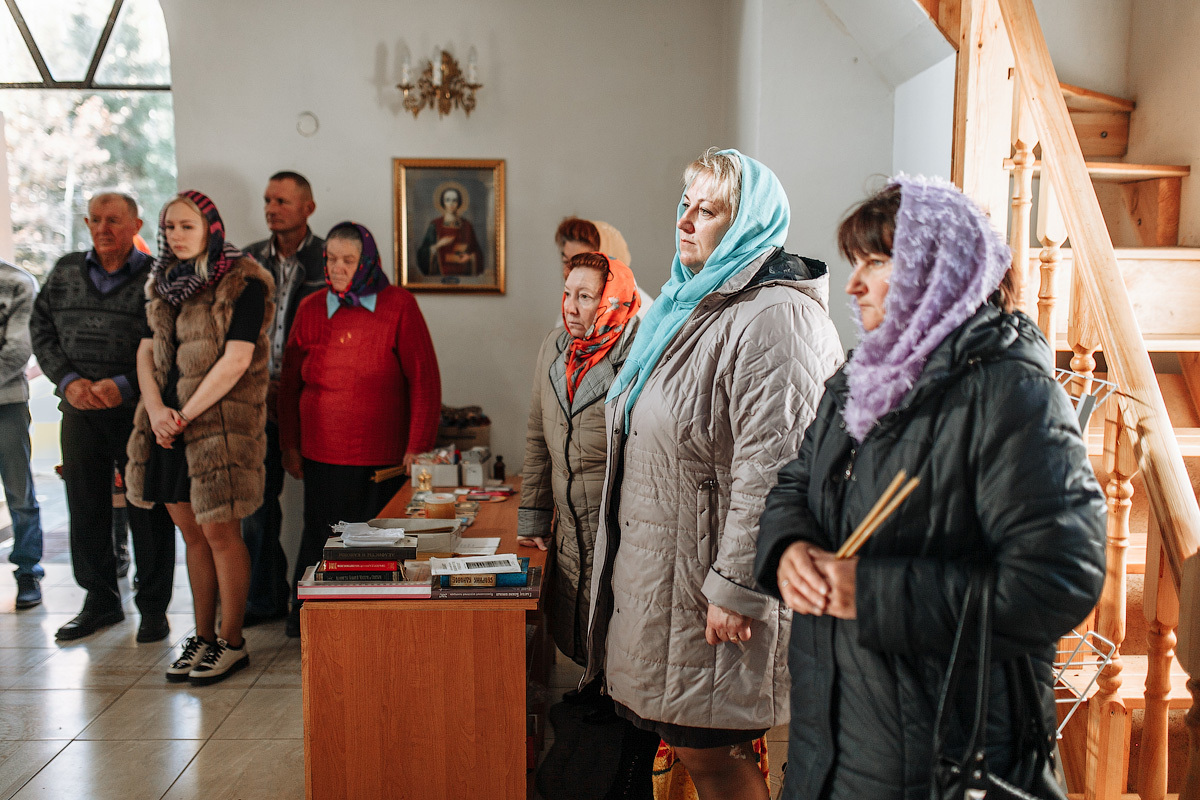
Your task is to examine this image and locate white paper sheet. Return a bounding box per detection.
[429,554,521,576]
[454,537,501,556]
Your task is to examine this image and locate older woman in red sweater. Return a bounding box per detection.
[277,221,441,635]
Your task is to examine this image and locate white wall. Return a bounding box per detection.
[893,55,955,181]
[159,0,735,474]
[739,0,896,341]
[1127,1,1200,245]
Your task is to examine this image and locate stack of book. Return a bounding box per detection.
[425,556,544,600]
[297,535,431,599]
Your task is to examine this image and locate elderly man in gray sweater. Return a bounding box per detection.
[0,258,44,609]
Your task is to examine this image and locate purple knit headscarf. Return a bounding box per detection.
[325,221,390,308]
[842,175,1012,442]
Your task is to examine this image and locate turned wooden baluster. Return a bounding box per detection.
[1067,257,1100,400]
[1185,676,1200,800]
[1139,511,1179,800]
[1036,165,1067,356]
[1085,399,1137,800]
[1009,89,1038,310]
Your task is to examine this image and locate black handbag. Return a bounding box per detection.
[930,570,1067,800]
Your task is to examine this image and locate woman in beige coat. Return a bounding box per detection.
[584,149,843,799]
[520,251,640,668]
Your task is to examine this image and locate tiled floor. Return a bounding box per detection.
[0,470,305,800]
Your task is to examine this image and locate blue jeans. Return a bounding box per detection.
[0,402,43,579]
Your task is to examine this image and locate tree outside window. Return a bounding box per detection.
[1,0,176,280]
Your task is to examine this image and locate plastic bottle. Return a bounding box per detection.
[492,455,505,482]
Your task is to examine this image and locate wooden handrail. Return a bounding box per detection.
[996,1,1200,666]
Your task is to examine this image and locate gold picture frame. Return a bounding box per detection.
[393,157,506,293]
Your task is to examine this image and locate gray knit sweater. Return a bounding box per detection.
[30,251,152,407]
[0,260,37,406]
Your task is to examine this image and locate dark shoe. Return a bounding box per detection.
[242,608,287,628]
[55,609,124,641]
[285,606,301,638]
[136,614,170,643]
[188,637,249,685]
[15,575,42,609]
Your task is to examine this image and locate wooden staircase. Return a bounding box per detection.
[913,1,1200,799]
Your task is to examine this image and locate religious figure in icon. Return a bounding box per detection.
[416,184,484,276]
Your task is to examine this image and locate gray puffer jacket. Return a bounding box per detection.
[519,321,638,666]
[584,248,844,730]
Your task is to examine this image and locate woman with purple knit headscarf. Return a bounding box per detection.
[753,177,1106,800]
[276,221,441,635]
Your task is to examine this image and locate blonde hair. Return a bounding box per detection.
[682,147,742,221]
[163,196,210,279]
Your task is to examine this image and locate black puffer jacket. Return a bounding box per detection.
[754,303,1106,800]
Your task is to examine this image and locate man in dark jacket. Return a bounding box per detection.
[241,171,325,631]
[30,192,175,642]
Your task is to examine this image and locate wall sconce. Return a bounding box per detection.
[398,47,481,119]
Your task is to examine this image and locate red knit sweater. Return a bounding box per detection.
[278,286,441,466]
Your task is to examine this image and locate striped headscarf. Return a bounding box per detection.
[153,190,245,307]
[325,221,390,308]
[563,253,641,402]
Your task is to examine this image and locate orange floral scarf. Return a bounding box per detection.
[563,254,641,402]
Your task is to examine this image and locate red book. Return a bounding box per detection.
[322,560,400,572]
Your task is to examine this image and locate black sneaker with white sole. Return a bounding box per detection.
[166,636,212,682]
[188,637,249,685]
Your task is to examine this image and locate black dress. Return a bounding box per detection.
[141,280,265,504]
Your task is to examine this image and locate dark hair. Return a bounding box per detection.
[555,217,601,250]
[838,184,1016,313]
[327,225,363,247]
[269,171,313,200]
[837,184,901,264]
[566,251,610,280]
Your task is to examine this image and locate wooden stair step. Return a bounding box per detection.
[1058,654,1193,711]
[1060,82,1135,113]
[1008,159,1191,183]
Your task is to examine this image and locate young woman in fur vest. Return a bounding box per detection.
[126,191,275,686]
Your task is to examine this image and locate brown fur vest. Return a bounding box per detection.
[126,256,276,524]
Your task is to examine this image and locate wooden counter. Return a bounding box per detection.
[302,480,543,799]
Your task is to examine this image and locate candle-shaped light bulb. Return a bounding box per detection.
[466,49,478,84]
[431,46,442,85]
[400,57,412,86]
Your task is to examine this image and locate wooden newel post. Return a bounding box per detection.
[1010,89,1038,309]
[1086,400,1136,800]
[1067,260,1100,399]
[1036,164,1067,354]
[1139,512,1178,800]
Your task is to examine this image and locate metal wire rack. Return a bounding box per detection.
[1053,629,1117,737]
[1054,368,1118,430]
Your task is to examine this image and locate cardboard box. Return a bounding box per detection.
[461,459,491,487]
[436,422,491,451]
[412,463,459,488]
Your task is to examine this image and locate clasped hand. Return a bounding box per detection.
[705,602,753,646]
[776,542,858,619]
[148,405,186,448]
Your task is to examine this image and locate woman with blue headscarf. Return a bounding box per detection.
[582,149,843,797]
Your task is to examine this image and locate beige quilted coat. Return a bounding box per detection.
[584,249,843,730]
[520,322,638,665]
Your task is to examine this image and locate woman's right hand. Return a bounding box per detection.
[282,448,304,480]
[148,405,184,443]
[518,536,549,551]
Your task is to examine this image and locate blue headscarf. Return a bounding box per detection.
[605,149,790,429]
